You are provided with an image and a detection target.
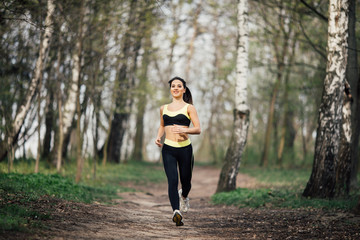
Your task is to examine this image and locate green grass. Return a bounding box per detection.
[81,160,167,186]
[212,167,360,210]
[0,173,117,232]
[240,167,311,189]
[0,159,166,232]
[0,173,116,203]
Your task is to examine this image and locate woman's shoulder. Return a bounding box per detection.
[160,103,169,111]
[187,104,196,110]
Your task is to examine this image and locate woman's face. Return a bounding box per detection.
[170,80,186,98]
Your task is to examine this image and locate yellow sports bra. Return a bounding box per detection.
[162,104,191,127]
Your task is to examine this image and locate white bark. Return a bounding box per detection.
[322,0,349,145]
[217,0,250,192]
[61,1,88,138]
[326,0,349,93]
[235,0,249,113]
[1,0,55,159]
[342,92,352,143]
[62,47,80,138]
[55,44,63,172]
[303,0,349,198]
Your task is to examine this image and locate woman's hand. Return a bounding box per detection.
[155,137,162,147]
[171,125,187,134]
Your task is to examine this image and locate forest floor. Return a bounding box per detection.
[3,165,360,240]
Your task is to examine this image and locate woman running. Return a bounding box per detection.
[155,76,201,226]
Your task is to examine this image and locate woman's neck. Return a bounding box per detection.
[172,97,185,105]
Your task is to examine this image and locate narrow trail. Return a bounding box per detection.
[10,166,360,240]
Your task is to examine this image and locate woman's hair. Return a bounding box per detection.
[168,76,193,104]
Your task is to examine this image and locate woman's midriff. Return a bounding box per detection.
[164,126,189,142]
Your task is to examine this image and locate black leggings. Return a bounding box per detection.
[162,144,194,211]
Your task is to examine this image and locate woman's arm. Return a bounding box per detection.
[172,105,201,135]
[155,106,165,147]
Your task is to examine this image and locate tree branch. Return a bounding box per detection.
[299,20,327,60]
[299,0,328,22]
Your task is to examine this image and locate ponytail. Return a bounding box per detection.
[168,76,193,104]
[183,87,193,104]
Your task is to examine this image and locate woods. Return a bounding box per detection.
[1,0,360,238]
[1,0,360,222]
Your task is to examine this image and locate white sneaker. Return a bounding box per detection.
[178,189,190,212]
[184,197,190,212]
[172,210,184,226]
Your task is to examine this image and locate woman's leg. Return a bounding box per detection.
[178,144,194,198]
[162,145,180,211]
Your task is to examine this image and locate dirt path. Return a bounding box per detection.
[6,166,360,239]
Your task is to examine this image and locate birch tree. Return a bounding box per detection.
[74,0,86,182]
[303,0,350,198]
[54,0,87,173]
[216,0,250,193]
[55,46,63,173]
[0,0,55,162]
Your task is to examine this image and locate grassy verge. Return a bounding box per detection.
[0,160,166,232]
[212,167,360,210]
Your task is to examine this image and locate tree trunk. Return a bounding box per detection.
[277,34,298,166]
[7,146,14,173]
[93,100,99,178]
[107,0,141,163]
[103,110,113,166]
[217,110,250,192]
[132,4,155,161]
[74,0,86,183]
[0,0,55,162]
[336,82,352,196]
[260,75,281,167]
[55,0,87,167]
[42,79,55,161]
[348,0,359,188]
[132,51,150,161]
[133,100,145,161]
[34,67,43,173]
[56,81,64,172]
[75,76,83,183]
[356,196,360,214]
[303,0,349,198]
[217,0,250,193]
[301,120,307,164]
[55,40,63,173]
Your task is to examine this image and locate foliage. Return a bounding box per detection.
[212,167,360,210]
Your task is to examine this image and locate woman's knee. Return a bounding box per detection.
[167,174,178,187]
